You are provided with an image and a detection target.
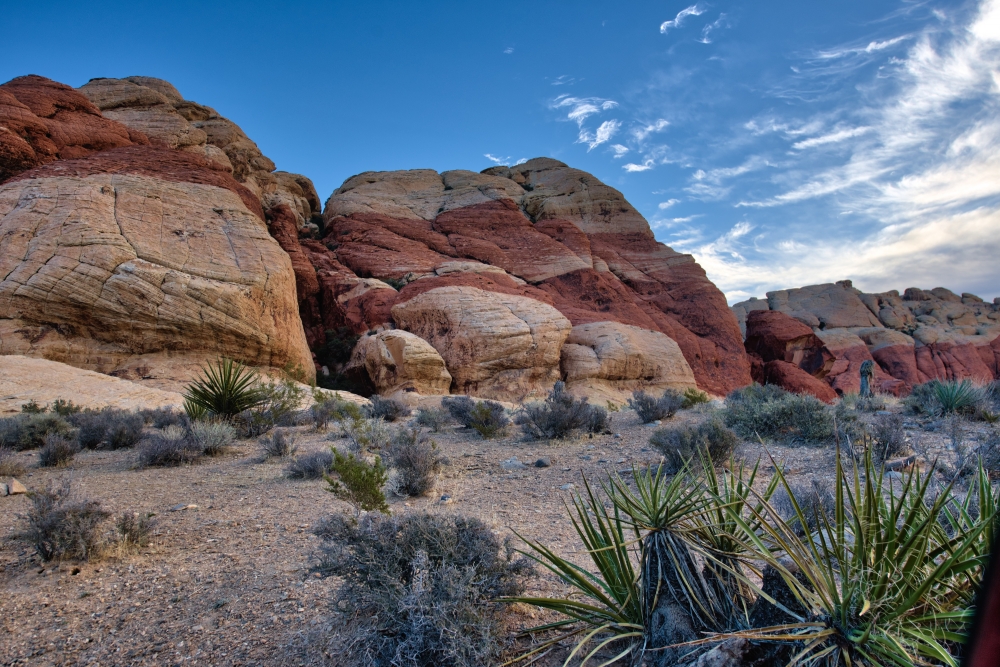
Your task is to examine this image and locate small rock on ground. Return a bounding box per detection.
[8,479,27,495]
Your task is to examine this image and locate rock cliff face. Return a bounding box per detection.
[733,281,1000,397]
[279,160,749,401]
[0,75,313,389]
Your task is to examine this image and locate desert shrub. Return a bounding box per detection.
[260,429,297,459]
[649,418,740,472]
[868,412,907,464]
[769,479,837,537]
[343,417,393,453]
[311,393,365,431]
[136,428,202,467]
[386,429,442,497]
[325,449,390,515]
[115,512,154,550]
[285,450,334,480]
[681,387,711,409]
[183,357,265,418]
[71,408,144,450]
[366,395,411,422]
[723,383,834,443]
[0,413,74,451]
[190,420,235,456]
[515,382,609,440]
[0,446,26,477]
[233,379,307,437]
[627,389,685,423]
[38,434,80,467]
[51,399,83,416]
[907,379,989,417]
[19,483,110,562]
[649,418,739,473]
[140,407,188,430]
[414,406,451,432]
[313,512,533,667]
[442,395,475,425]
[21,399,46,414]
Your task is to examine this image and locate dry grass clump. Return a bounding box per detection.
[414,406,451,432]
[515,382,609,440]
[386,429,443,497]
[70,408,144,450]
[649,418,739,473]
[313,512,533,667]
[627,389,685,423]
[18,483,110,562]
[867,411,907,464]
[189,420,235,456]
[136,427,202,468]
[260,429,297,459]
[115,511,154,552]
[0,446,26,477]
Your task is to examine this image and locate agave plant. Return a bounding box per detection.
[182,357,264,419]
[720,447,996,666]
[931,379,987,415]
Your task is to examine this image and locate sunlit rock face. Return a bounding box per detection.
[732,280,1000,397]
[287,158,750,401]
[0,75,313,389]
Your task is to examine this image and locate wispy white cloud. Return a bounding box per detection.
[623,159,655,172]
[660,4,706,34]
[791,126,872,149]
[658,199,681,209]
[483,153,528,166]
[581,119,621,151]
[503,46,514,54]
[632,119,670,142]
[699,13,730,44]
[550,75,579,86]
[550,94,622,150]
[610,144,630,158]
[815,35,910,60]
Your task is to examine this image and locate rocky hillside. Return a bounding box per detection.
[275,162,751,401]
[732,281,1000,401]
[0,75,314,389]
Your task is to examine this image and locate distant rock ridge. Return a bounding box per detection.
[733,280,1000,398]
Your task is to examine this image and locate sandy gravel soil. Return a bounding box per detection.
[1,403,995,666]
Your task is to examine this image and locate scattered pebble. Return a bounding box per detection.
[534,457,552,468]
[439,494,454,504]
[500,457,527,471]
[559,483,575,491]
[613,433,622,439]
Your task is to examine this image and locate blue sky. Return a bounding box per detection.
[3,0,998,302]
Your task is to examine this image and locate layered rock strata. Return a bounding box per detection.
[733,281,1000,397]
[0,76,313,389]
[278,160,750,401]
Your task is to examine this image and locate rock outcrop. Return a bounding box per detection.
[344,330,451,396]
[285,159,750,401]
[0,75,313,389]
[733,280,1000,397]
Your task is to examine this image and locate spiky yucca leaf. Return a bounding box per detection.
[931,380,986,415]
[183,357,264,418]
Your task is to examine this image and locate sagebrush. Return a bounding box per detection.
[723,383,834,443]
[627,389,684,423]
[515,382,609,440]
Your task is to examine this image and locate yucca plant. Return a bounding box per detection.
[932,379,987,415]
[182,357,264,419]
[509,478,644,666]
[718,447,996,666]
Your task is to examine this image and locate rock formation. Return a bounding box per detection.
[733,280,1000,397]
[281,160,749,401]
[0,75,313,389]
[344,329,452,396]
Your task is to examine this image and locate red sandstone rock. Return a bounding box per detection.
[762,361,839,403]
[744,310,834,377]
[0,75,146,183]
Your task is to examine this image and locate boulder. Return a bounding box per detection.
[762,361,838,403]
[560,321,697,403]
[0,145,313,389]
[767,281,882,329]
[731,296,771,337]
[745,310,833,377]
[390,286,571,401]
[344,330,452,396]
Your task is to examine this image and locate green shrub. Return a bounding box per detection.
[232,379,305,437]
[51,399,83,416]
[414,406,451,432]
[516,382,609,439]
[21,399,46,414]
[386,429,442,496]
[19,483,110,562]
[139,407,188,429]
[0,413,74,451]
[365,395,411,422]
[907,379,989,417]
[649,418,738,472]
[723,383,834,443]
[183,357,265,418]
[681,387,711,409]
[311,392,365,430]
[285,450,334,480]
[627,389,684,423]
[313,512,532,667]
[325,449,390,515]
[38,435,79,467]
[342,417,393,453]
[442,395,475,424]
[442,396,509,438]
